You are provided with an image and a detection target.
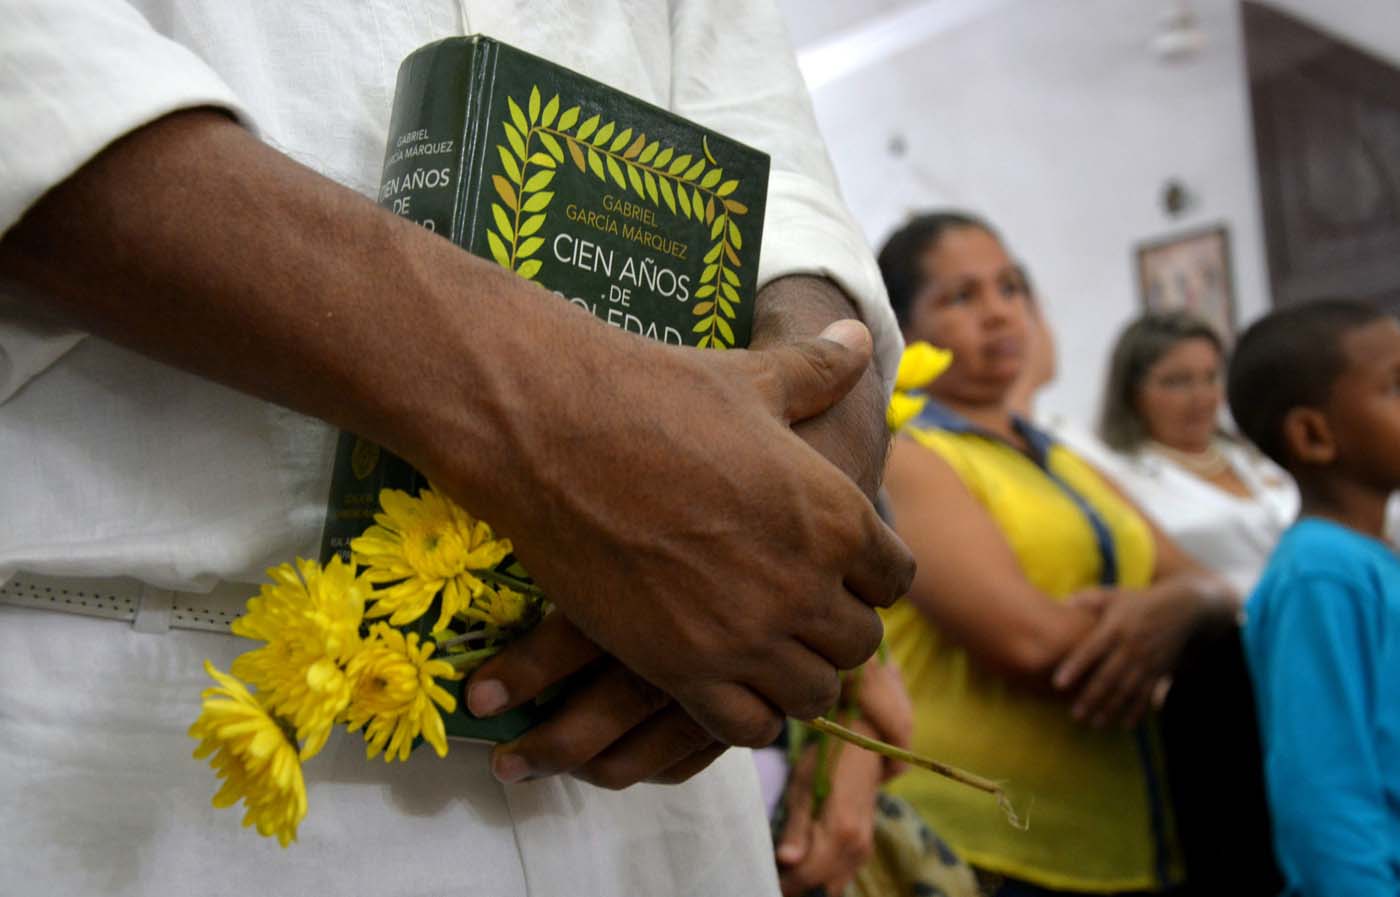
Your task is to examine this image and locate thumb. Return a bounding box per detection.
[761,319,872,424]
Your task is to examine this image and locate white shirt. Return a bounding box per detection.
[1050,420,1297,598]
[0,3,898,895]
[0,0,902,591]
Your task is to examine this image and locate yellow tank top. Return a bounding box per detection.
[883,408,1180,892]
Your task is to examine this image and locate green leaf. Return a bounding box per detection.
[717,179,739,197]
[593,121,615,146]
[587,147,605,180]
[523,169,555,193]
[719,297,735,318]
[504,123,527,160]
[668,154,691,176]
[528,86,541,125]
[492,175,518,211]
[692,301,715,316]
[522,191,554,213]
[700,168,723,189]
[486,231,511,268]
[692,318,713,334]
[697,334,711,349]
[639,141,660,164]
[605,155,627,189]
[683,160,705,181]
[516,236,545,259]
[643,170,659,204]
[539,132,565,163]
[728,219,743,250]
[723,266,741,287]
[701,263,718,283]
[518,213,546,237]
[654,146,674,168]
[716,316,735,344]
[491,203,514,242]
[541,95,560,128]
[676,183,691,217]
[529,152,557,169]
[694,283,716,298]
[609,127,632,153]
[658,176,676,213]
[626,163,646,196]
[507,97,528,135]
[516,258,542,280]
[710,216,725,240]
[498,145,521,184]
[558,105,581,131]
[567,138,587,172]
[692,193,706,222]
[576,113,600,141]
[721,282,740,303]
[703,242,723,264]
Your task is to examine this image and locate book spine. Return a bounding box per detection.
[318,39,480,565]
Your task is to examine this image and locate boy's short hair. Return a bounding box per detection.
[1227,298,1388,468]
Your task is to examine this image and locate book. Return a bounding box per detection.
[319,35,770,742]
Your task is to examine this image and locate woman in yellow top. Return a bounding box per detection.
[876,212,1237,895]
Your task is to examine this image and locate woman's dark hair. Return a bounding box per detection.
[1097,311,1226,452]
[877,211,999,328]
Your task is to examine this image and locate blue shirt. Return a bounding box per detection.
[1244,518,1400,897]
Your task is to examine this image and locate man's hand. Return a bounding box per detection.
[750,275,889,499]
[0,109,914,750]
[462,614,723,788]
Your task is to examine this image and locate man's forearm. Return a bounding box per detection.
[0,109,598,537]
[751,275,888,498]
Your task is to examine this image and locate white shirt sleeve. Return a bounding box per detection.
[0,0,255,400]
[665,0,903,389]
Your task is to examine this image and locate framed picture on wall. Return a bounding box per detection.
[1135,224,1237,341]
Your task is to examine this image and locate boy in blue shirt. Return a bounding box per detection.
[1227,299,1400,896]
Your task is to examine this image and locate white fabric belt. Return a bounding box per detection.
[0,571,251,634]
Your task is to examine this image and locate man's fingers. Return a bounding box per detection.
[465,612,603,717]
[843,508,916,609]
[488,662,670,783]
[647,742,728,786]
[672,678,786,748]
[796,599,885,675]
[758,319,872,424]
[577,704,718,790]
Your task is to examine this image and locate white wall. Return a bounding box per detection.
[784,0,1400,427]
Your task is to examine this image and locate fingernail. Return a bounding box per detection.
[468,679,508,717]
[818,319,868,351]
[493,752,531,784]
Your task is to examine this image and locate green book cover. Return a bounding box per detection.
[319,35,770,742]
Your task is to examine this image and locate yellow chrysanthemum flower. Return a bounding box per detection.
[894,341,954,393]
[886,391,929,433]
[460,584,532,628]
[887,341,954,433]
[351,487,514,632]
[189,661,308,848]
[343,624,461,762]
[230,556,366,759]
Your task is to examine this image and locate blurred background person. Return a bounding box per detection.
[876,211,1237,896]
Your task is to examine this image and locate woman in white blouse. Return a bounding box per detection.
[1063,312,1296,598]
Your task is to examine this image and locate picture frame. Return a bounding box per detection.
[1134,224,1237,341]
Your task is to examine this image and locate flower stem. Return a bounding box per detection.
[475,568,547,598]
[443,646,502,670]
[802,716,1029,830]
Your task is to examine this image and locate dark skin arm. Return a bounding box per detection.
[0,108,915,752]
